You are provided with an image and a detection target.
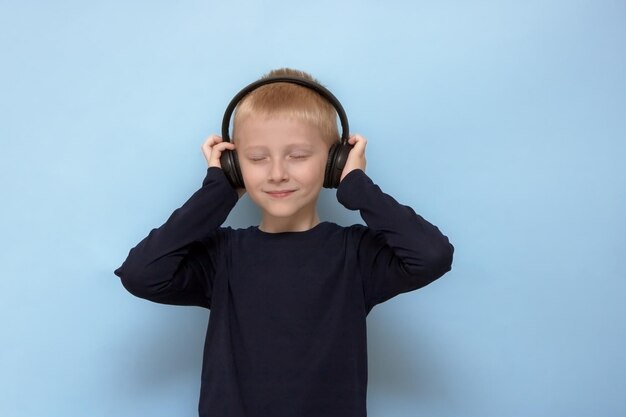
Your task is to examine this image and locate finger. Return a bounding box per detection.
[212,141,235,153]
[348,134,366,144]
[349,134,367,153]
[208,142,236,167]
[201,134,223,151]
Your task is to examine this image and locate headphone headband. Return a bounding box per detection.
[220,76,350,144]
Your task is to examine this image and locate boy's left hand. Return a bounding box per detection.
[340,134,367,182]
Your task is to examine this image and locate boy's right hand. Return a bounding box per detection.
[201,135,245,198]
[201,135,235,168]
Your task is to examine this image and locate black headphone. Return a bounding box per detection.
[219,76,352,189]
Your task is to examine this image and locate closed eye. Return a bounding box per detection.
[247,155,268,162]
[289,154,310,160]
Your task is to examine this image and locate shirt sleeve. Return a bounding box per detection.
[113,167,238,308]
[336,169,454,313]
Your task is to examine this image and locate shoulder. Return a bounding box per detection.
[324,222,383,250]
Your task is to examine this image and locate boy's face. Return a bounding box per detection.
[235,115,329,230]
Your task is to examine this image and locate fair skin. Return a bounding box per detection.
[201,115,367,233]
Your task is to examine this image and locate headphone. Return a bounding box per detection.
[219,76,352,189]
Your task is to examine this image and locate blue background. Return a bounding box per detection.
[1,1,625,416]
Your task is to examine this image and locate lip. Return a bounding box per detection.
[265,190,296,198]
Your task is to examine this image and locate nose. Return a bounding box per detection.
[268,159,288,182]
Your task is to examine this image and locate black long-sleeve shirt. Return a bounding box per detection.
[114,167,453,417]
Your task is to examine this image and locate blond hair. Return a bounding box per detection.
[232,68,340,147]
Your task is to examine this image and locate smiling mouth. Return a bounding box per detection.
[265,190,295,198]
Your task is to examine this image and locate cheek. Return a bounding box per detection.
[293,159,326,182]
[239,162,264,183]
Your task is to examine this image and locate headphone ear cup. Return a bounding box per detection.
[220,149,245,189]
[324,144,339,189]
[324,143,352,189]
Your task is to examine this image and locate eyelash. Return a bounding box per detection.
[247,154,309,162]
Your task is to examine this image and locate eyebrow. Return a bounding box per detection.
[242,143,316,152]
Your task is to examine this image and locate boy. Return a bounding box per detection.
[114,68,453,417]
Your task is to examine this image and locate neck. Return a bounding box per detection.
[259,213,321,233]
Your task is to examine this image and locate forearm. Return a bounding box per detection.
[337,169,453,280]
[114,167,238,305]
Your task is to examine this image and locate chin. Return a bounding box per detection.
[263,206,305,219]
